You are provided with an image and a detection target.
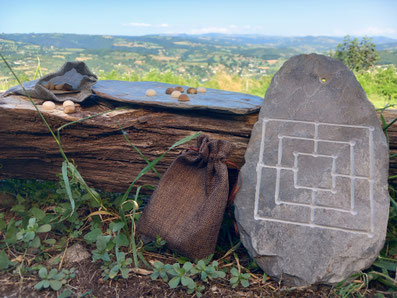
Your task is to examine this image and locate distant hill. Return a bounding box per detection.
[0,33,396,87]
[378,42,397,50]
[1,33,396,52]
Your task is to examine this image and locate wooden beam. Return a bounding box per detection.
[0,95,256,192]
[1,94,396,193]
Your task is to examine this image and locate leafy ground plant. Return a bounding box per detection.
[168,262,195,289]
[16,217,51,248]
[149,258,238,296]
[229,267,250,288]
[34,267,75,291]
[151,261,173,282]
[191,260,226,282]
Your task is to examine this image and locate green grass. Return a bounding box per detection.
[3,63,395,109]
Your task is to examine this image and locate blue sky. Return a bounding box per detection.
[1,0,396,38]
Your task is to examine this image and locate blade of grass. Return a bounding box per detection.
[130,185,142,269]
[67,163,105,209]
[116,121,160,178]
[33,56,41,80]
[384,117,397,131]
[62,161,75,216]
[380,114,390,144]
[390,196,397,214]
[120,132,200,203]
[219,241,241,261]
[138,252,152,269]
[368,271,397,288]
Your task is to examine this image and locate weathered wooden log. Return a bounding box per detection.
[0,94,256,193]
[383,109,397,183]
[1,94,396,193]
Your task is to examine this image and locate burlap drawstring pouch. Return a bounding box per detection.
[3,61,97,103]
[136,134,235,260]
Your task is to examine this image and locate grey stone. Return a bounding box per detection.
[234,54,389,286]
[48,243,90,265]
[93,80,263,115]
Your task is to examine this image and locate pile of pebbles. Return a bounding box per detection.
[40,81,77,114]
[42,82,73,91]
[145,86,206,101]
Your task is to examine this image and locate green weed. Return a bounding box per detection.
[34,267,75,291]
[229,267,251,288]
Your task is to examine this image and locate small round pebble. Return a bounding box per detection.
[64,105,75,114]
[187,87,197,94]
[63,83,73,91]
[178,94,190,102]
[42,101,55,110]
[63,100,74,107]
[175,86,184,93]
[55,83,64,90]
[171,90,181,98]
[197,87,206,93]
[145,89,157,96]
[165,87,175,94]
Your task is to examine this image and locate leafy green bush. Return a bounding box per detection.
[356,66,397,108]
[333,35,379,72]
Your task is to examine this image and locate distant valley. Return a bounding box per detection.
[1,33,397,86]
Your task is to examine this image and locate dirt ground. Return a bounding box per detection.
[0,258,337,297]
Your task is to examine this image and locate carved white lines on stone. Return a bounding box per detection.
[254,118,375,237]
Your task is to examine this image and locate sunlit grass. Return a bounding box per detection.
[1,64,396,110]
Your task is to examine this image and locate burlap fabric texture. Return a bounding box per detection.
[3,61,97,103]
[137,135,235,260]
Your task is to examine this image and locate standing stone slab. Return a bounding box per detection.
[234,54,389,285]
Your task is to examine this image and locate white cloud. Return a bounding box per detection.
[159,23,170,28]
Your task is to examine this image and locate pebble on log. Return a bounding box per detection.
[187,88,197,94]
[145,89,157,97]
[171,90,181,98]
[165,87,175,94]
[42,101,55,110]
[178,94,190,102]
[197,87,206,93]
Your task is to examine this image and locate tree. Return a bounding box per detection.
[333,35,379,72]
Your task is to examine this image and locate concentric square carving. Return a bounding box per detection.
[254,118,375,237]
